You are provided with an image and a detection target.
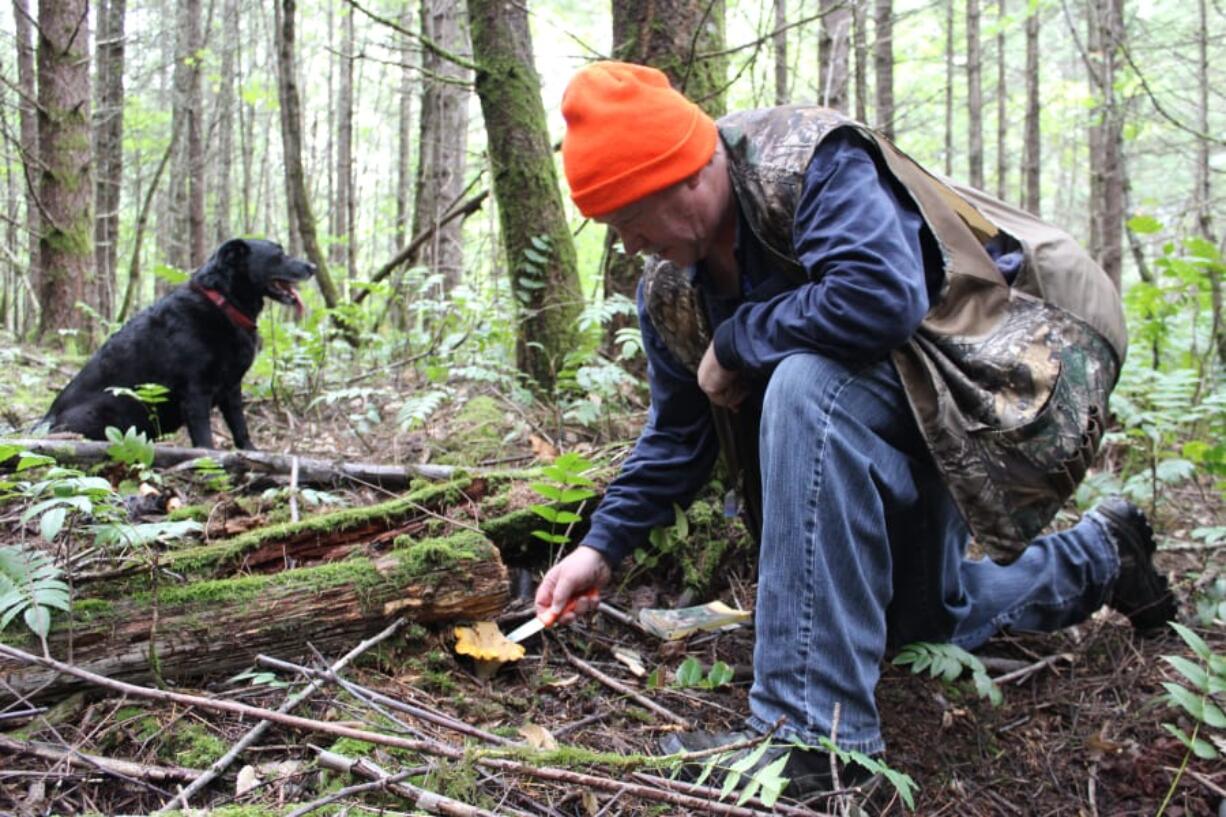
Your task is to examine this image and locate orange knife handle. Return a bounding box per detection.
[541,587,600,628]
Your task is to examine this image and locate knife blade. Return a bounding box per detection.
[506,587,600,643]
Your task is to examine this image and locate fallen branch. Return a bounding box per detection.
[991,653,1074,686]
[0,643,806,816]
[0,733,201,783]
[317,751,524,817]
[153,617,410,814]
[256,654,512,746]
[1,437,470,488]
[560,641,692,729]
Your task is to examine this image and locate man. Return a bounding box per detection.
[535,61,1176,796]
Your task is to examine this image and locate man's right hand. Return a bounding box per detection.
[535,545,612,625]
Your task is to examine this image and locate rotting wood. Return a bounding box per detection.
[316,751,522,817]
[0,437,524,488]
[84,479,485,589]
[0,530,509,702]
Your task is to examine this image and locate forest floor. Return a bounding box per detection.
[0,343,1223,817]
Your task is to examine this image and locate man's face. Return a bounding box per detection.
[597,177,710,267]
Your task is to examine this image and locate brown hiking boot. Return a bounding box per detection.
[1089,497,1177,630]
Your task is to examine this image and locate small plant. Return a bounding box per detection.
[528,452,597,555]
[1156,621,1226,816]
[0,545,70,645]
[816,736,918,810]
[105,383,170,438]
[893,642,1003,706]
[191,457,232,492]
[105,425,156,470]
[673,656,734,689]
[1192,577,1226,627]
[689,739,791,807]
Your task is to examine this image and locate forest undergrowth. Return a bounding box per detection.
[0,239,1222,815]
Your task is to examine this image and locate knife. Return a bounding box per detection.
[506,587,600,643]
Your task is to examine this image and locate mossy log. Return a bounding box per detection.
[0,531,509,703]
[0,438,487,489]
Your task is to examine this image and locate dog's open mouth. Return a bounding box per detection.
[268,279,305,318]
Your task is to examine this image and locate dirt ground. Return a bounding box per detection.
[0,371,1223,817]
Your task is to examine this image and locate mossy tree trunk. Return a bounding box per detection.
[35,0,93,347]
[603,0,727,368]
[466,0,581,392]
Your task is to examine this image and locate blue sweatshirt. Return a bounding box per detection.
[582,129,941,566]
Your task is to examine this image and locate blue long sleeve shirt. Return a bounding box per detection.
[582,129,941,566]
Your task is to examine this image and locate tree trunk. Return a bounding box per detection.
[966,0,983,189]
[0,526,510,703]
[852,0,867,123]
[774,0,788,105]
[819,0,851,112]
[12,0,39,336]
[186,0,205,267]
[1023,6,1040,215]
[215,0,237,244]
[944,0,954,176]
[93,0,125,323]
[1193,0,1223,367]
[332,2,355,280]
[35,0,93,346]
[873,0,894,139]
[1086,0,1124,289]
[394,8,414,253]
[274,0,342,309]
[467,0,581,391]
[995,0,1006,199]
[413,0,471,296]
[606,0,727,368]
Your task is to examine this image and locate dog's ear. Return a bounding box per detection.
[217,239,251,266]
[194,239,247,290]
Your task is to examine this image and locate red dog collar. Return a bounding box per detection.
[191,282,257,332]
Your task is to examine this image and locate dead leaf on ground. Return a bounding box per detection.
[518,723,558,750]
[528,434,559,462]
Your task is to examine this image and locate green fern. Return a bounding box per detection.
[0,545,70,639]
[893,641,1003,706]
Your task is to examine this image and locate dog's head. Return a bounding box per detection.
[194,239,316,317]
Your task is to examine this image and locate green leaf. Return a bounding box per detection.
[1170,621,1212,661]
[754,752,791,807]
[674,656,704,688]
[1164,655,1209,691]
[1163,682,1205,720]
[39,507,66,542]
[529,531,570,545]
[707,660,734,688]
[530,506,561,524]
[530,483,564,501]
[1126,214,1163,234]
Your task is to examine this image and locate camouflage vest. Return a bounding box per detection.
[642,106,1126,564]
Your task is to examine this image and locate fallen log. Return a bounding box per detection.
[0,528,508,703]
[0,437,504,489]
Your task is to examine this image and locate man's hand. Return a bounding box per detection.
[535,545,612,625]
[698,342,747,409]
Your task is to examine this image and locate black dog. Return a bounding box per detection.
[41,239,315,449]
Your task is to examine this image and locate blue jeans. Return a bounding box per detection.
[745,353,1119,754]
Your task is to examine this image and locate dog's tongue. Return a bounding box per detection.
[288,286,304,319]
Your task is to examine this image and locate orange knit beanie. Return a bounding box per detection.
[561,61,717,219]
